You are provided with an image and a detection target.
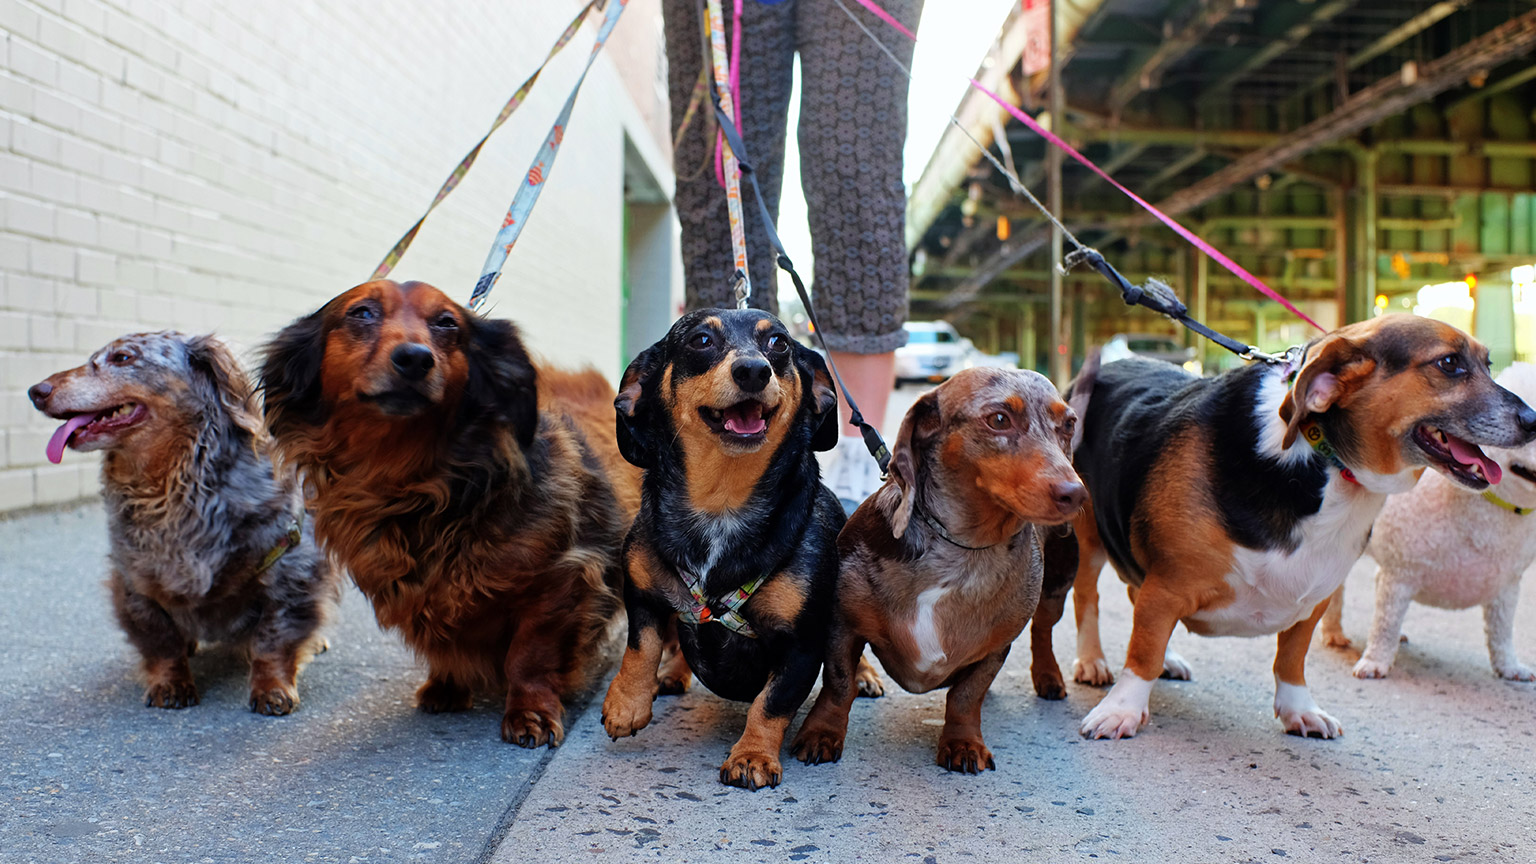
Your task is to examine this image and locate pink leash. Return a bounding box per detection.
[714,0,745,188]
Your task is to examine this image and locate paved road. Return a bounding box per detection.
[4,381,1535,863]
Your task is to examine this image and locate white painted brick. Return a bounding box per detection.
[28,239,74,278]
[54,283,98,317]
[29,162,77,204]
[0,311,26,349]
[12,119,62,163]
[0,466,35,511]
[0,70,37,116]
[0,233,26,270]
[63,0,107,33]
[76,249,114,284]
[3,193,56,236]
[52,206,96,245]
[54,60,101,104]
[97,287,135,320]
[0,428,8,468]
[31,89,81,134]
[76,177,122,216]
[4,273,55,313]
[0,0,43,40]
[8,427,48,466]
[35,14,90,63]
[7,36,58,87]
[29,313,74,350]
[34,462,82,504]
[0,151,31,193]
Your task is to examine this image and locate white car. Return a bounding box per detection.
[895,321,970,387]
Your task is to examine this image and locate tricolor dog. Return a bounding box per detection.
[1055,314,1536,740]
[600,308,844,790]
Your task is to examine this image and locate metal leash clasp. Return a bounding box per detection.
[731,268,750,310]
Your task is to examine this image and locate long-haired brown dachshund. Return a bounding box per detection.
[259,279,640,747]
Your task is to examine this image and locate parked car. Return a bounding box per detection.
[1100,333,1198,372]
[895,320,969,387]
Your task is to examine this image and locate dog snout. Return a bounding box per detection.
[1052,478,1087,513]
[390,343,435,382]
[731,356,772,393]
[27,381,53,409]
[1517,401,1536,441]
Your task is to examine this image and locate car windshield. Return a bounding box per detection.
[906,329,953,344]
[1128,338,1178,352]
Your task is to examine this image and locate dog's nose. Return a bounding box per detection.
[391,343,435,381]
[27,381,53,409]
[1052,479,1087,513]
[731,357,772,393]
[1519,403,1536,438]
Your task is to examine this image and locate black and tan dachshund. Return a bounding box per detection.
[600,308,843,790]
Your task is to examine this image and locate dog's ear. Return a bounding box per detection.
[793,344,841,452]
[1279,334,1376,449]
[887,389,940,538]
[187,334,264,443]
[615,344,665,469]
[464,315,539,450]
[260,308,329,436]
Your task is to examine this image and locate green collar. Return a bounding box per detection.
[1300,422,1361,486]
[254,513,304,575]
[1482,489,1535,516]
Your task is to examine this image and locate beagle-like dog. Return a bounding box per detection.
[792,367,1085,772]
[1057,314,1536,740]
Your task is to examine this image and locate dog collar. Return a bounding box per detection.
[1300,422,1361,487]
[919,508,1009,551]
[253,512,304,576]
[677,568,766,638]
[1482,489,1535,515]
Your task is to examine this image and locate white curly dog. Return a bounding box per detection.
[1321,362,1536,681]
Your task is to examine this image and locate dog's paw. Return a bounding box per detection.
[935,737,995,774]
[1072,656,1115,687]
[1495,663,1536,682]
[416,678,473,713]
[1351,656,1392,679]
[502,709,564,748]
[1160,650,1193,681]
[249,684,299,716]
[719,750,782,790]
[1079,702,1146,740]
[855,659,885,699]
[144,680,199,710]
[656,669,691,696]
[791,727,845,765]
[601,691,653,740]
[1278,706,1343,739]
[1318,629,1352,649]
[1031,667,1068,700]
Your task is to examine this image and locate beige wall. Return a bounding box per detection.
[0,0,681,512]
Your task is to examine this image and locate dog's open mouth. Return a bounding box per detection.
[699,400,776,444]
[1510,462,1536,485]
[46,403,147,463]
[1414,424,1502,487]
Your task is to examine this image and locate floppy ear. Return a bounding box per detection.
[614,344,664,469]
[260,308,329,437]
[1279,334,1376,449]
[186,334,265,443]
[463,315,539,450]
[793,344,841,452]
[887,389,940,539]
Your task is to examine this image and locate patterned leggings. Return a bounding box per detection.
[662,0,922,354]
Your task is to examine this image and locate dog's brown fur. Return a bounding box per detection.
[260,280,640,747]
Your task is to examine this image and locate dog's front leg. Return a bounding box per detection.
[601,580,671,740]
[936,645,1011,773]
[791,617,866,765]
[501,615,573,748]
[721,644,820,790]
[1484,581,1534,681]
[1071,508,1114,686]
[111,573,198,709]
[1274,599,1343,738]
[1080,577,1187,739]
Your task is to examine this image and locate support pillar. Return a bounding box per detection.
[1020,303,1038,374]
[1194,239,1210,372]
[1048,0,1068,388]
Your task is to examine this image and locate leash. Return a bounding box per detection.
[832,0,1323,361]
[371,1,604,281]
[1482,489,1534,515]
[919,508,1009,551]
[468,0,629,312]
[703,0,753,308]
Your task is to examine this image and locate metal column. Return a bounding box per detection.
[1048,0,1067,387]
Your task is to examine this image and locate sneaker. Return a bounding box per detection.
[824,436,885,516]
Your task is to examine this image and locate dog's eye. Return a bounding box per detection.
[108,350,134,365]
[765,334,789,354]
[347,304,377,322]
[1062,417,1076,436]
[1436,354,1467,377]
[985,411,1011,431]
[431,313,458,330]
[688,333,712,350]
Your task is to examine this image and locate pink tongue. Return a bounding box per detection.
[724,413,766,435]
[1448,435,1503,485]
[46,414,96,464]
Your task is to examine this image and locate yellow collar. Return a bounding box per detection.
[1482,489,1535,516]
[254,513,304,574]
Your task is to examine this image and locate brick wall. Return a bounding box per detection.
[0,0,680,512]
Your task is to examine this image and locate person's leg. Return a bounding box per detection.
[796,0,922,506]
[662,0,795,313]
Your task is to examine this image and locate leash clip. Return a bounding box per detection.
[730,268,750,309]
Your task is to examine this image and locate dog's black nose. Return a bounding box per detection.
[1053,480,1087,513]
[1519,403,1536,438]
[27,381,52,408]
[732,357,772,393]
[391,343,435,381]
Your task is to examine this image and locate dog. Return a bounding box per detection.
[599,308,843,790]
[259,279,640,747]
[790,367,1085,773]
[1055,314,1536,740]
[1320,362,1536,681]
[29,332,339,714]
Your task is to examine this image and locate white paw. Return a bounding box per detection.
[1278,706,1344,739]
[1072,657,1115,687]
[1079,673,1153,740]
[1495,663,1536,682]
[1352,656,1392,679]
[1161,650,1193,681]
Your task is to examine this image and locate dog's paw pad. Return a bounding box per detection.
[1031,672,1068,700]
[502,710,563,749]
[1079,704,1146,740]
[791,729,845,765]
[1351,657,1391,679]
[1279,708,1343,739]
[1072,657,1115,687]
[935,738,995,774]
[719,751,782,790]
[249,686,298,716]
[1496,664,1536,682]
[601,693,653,740]
[144,681,199,710]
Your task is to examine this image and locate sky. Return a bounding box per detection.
[774,0,1019,303]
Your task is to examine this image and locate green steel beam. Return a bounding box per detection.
[1283,1,1473,113]
[1199,1,1359,104]
[1107,0,1247,114]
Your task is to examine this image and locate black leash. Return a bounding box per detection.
[709,94,892,476]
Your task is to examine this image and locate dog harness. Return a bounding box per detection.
[1482,489,1535,515]
[253,513,304,576]
[677,569,767,638]
[1300,422,1361,487]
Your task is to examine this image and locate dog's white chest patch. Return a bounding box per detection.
[910,584,951,673]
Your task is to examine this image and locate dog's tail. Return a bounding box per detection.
[1064,349,1100,454]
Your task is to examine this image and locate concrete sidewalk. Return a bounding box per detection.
[4,500,1536,863]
